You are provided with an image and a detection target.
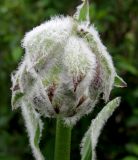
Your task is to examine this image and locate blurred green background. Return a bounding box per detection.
[0,0,138,160]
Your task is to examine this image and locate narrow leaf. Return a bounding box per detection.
[81,127,92,160]
[91,97,121,160]
[114,75,127,88]
[80,97,121,160]
[73,0,90,23]
[21,101,44,160]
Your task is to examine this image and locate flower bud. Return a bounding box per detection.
[11,7,119,126]
[12,16,115,123]
[11,2,126,159]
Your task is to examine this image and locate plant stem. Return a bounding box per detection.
[54,116,72,160]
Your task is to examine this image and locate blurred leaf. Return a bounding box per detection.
[126,116,138,127]
[11,47,22,62]
[126,143,138,156]
[121,156,138,160]
[0,155,19,160]
[117,58,138,75]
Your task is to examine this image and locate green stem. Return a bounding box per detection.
[54,116,72,160]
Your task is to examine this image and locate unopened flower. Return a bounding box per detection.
[11,13,118,125]
[11,1,127,159]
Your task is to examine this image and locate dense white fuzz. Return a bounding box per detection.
[78,23,116,101]
[11,60,27,109]
[64,36,97,77]
[64,98,96,126]
[28,77,55,117]
[89,25,116,100]
[22,16,74,63]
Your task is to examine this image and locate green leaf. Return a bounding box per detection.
[73,0,90,22]
[21,102,44,160]
[126,143,138,156]
[81,127,92,160]
[91,97,121,160]
[80,97,121,160]
[114,75,127,88]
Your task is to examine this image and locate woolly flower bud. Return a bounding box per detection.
[11,10,120,126]
[11,2,127,159]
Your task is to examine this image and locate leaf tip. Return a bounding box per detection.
[114,75,127,88]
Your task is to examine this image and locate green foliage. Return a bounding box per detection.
[0,0,138,160]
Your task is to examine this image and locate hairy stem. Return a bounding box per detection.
[54,116,72,160]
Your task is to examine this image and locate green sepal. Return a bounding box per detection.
[73,0,90,22]
[114,74,127,88]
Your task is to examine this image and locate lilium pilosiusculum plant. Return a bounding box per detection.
[11,0,126,160]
